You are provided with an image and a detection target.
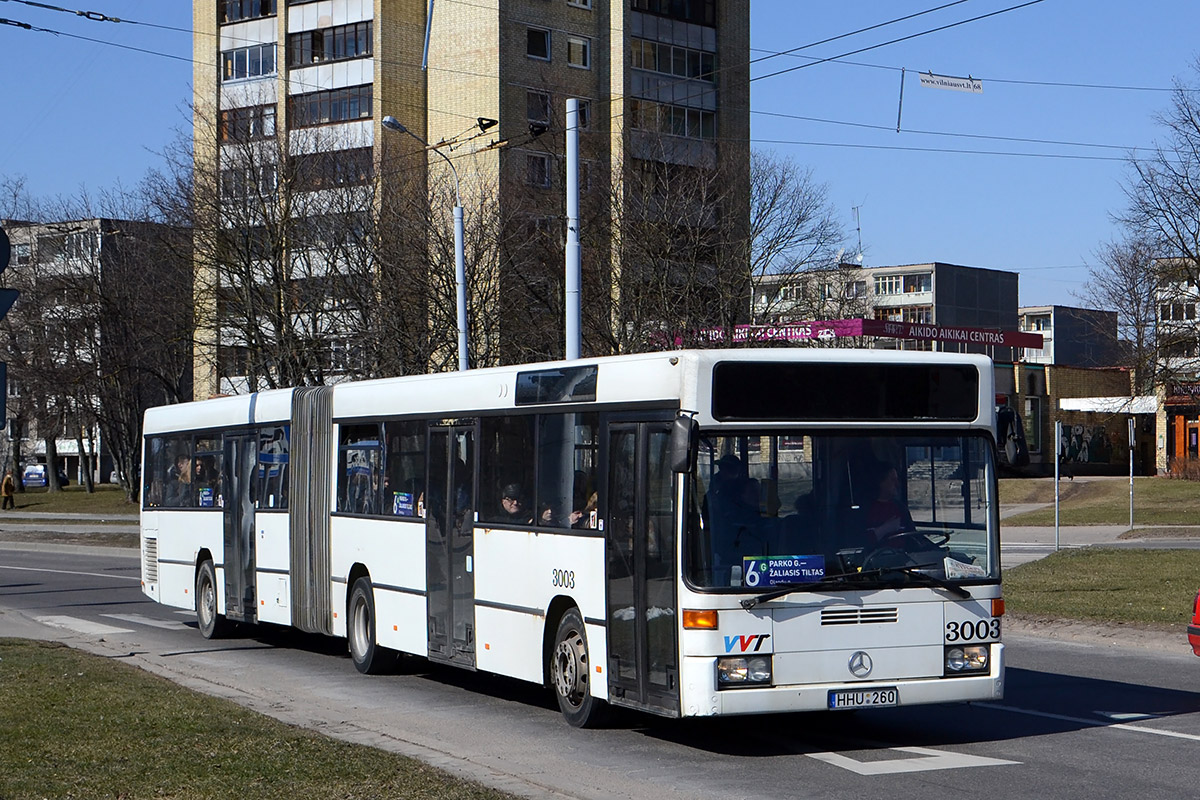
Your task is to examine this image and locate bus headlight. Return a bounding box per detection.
[716,656,772,688]
[944,644,989,675]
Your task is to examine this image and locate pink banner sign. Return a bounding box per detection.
[715,319,1043,348]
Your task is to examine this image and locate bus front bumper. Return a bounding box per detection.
[677,643,1005,717]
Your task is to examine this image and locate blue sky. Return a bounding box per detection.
[1,0,1197,307]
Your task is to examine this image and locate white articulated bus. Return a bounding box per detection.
[140,348,1005,726]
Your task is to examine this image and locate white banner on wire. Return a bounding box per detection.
[919,72,983,93]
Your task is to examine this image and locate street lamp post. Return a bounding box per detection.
[382,115,469,372]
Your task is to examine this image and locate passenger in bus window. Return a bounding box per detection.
[705,454,762,572]
[165,456,193,507]
[498,483,533,524]
[864,461,914,544]
[572,490,599,529]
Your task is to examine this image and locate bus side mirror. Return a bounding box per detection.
[669,416,699,474]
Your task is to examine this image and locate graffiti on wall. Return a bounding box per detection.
[1060,424,1118,464]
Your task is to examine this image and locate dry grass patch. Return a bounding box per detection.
[0,639,517,800]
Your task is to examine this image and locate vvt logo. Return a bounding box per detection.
[724,633,771,653]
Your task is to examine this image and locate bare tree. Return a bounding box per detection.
[1120,58,1200,287]
[589,147,846,352]
[1076,235,1162,392]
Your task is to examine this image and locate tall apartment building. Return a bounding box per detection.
[194,0,750,398]
[0,218,192,486]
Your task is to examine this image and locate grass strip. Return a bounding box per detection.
[1001,477,1200,526]
[9,484,137,515]
[0,639,517,800]
[1004,547,1200,628]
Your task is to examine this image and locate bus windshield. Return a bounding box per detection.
[685,432,998,591]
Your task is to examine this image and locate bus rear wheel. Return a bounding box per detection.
[551,608,605,727]
[348,577,395,675]
[195,561,228,639]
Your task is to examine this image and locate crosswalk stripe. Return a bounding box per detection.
[34,615,133,636]
[100,613,190,631]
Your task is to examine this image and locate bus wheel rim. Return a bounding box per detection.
[554,632,587,707]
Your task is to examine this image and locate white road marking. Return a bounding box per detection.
[33,615,133,636]
[981,702,1200,742]
[101,613,190,631]
[0,563,139,582]
[1098,711,1158,721]
[808,746,1019,775]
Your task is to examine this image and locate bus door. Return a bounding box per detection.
[221,432,258,623]
[426,422,477,668]
[604,418,679,716]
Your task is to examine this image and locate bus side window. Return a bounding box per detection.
[384,420,424,517]
[480,415,535,525]
[258,426,289,509]
[162,435,194,508]
[338,423,383,515]
[536,412,598,529]
[144,436,166,507]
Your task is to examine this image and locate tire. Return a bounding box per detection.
[348,577,395,675]
[195,561,229,639]
[550,608,605,728]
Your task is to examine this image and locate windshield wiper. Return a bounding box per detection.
[740,569,877,609]
[740,563,970,609]
[887,564,972,599]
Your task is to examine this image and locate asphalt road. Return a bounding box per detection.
[2,542,1199,800]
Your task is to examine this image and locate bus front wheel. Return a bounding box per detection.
[551,608,605,728]
[195,561,228,639]
[348,578,395,675]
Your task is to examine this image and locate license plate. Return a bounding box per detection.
[828,687,899,710]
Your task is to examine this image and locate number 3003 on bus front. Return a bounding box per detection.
[945,618,1000,642]
[552,569,576,589]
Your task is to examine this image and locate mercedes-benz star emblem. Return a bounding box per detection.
[848,651,873,678]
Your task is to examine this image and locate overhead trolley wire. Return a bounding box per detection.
[751,0,1048,84]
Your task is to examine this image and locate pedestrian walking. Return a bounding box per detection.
[1,469,15,510]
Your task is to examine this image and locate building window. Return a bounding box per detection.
[1161,302,1197,321]
[845,280,866,298]
[220,0,275,23]
[527,27,551,60]
[288,21,372,67]
[874,274,902,295]
[526,152,551,188]
[567,36,591,69]
[631,0,716,26]
[526,90,551,125]
[288,84,373,127]
[1025,314,1051,331]
[294,148,375,191]
[903,273,931,293]
[874,307,902,322]
[220,164,278,200]
[219,105,276,142]
[567,0,592,7]
[631,38,716,82]
[36,231,95,263]
[902,306,933,324]
[13,242,30,265]
[630,99,716,141]
[221,43,277,82]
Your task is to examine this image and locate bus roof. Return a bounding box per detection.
[143,348,995,434]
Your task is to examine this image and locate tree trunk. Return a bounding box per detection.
[45,436,61,492]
